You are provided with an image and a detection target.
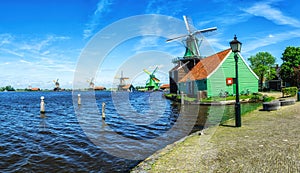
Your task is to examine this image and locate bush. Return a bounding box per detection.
[282,87,298,97]
[263,96,275,102]
[249,93,263,102]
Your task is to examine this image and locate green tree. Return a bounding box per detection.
[280,46,300,87]
[5,85,15,91]
[0,85,15,91]
[0,87,5,91]
[248,52,276,91]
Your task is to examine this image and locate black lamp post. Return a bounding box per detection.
[230,35,242,127]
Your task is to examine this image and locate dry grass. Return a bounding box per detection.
[132,101,300,173]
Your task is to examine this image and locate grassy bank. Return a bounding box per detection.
[164,92,277,104]
[132,101,300,173]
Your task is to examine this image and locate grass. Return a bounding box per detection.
[201,95,252,102]
[164,92,277,103]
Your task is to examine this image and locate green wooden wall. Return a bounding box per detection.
[177,52,258,97]
[207,52,258,97]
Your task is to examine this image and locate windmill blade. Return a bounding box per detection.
[152,66,159,75]
[166,34,189,42]
[183,15,192,34]
[152,77,160,83]
[193,27,217,35]
[87,77,94,82]
[143,69,152,75]
[193,38,200,56]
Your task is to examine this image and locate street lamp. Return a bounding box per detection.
[230,35,242,127]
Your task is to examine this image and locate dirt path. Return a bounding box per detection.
[132,101,300,173]
[260,92,283,99]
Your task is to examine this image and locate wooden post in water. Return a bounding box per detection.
[77,94,81,105]
[181,91,184,104]
[40,96,45,114]
[102,102,106,120]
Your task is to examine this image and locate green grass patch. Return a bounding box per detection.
[165,93,276,103]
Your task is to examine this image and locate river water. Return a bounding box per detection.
[0,91,260,172]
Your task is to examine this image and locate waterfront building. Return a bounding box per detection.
[171,49,259,98]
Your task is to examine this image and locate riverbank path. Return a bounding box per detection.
[132,101,300,172]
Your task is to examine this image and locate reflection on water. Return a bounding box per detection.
[191,102,261,133]
[0,91,260,172]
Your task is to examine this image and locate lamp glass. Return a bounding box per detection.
[230,35,242,53]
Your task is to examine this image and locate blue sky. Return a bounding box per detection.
[1,0,300,89]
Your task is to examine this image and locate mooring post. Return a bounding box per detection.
[40,96,45,114]
[181,91,184,104]
[102,102,106,120]
[77,94,81,105]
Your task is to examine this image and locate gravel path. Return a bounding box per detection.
[132,101,300,173]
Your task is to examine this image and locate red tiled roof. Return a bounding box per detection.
[179,49,231,82]
[122,84,132,89]
[94,86,106,90]
[160,84,170,89]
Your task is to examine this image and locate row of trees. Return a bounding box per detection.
[248,46,300,90]
[0,85,15,91]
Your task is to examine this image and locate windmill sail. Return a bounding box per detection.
[53,78,61,91]
[87,78,95,88]
[166,15,217,59]
[115,71,129,91]
[143,67,160,90]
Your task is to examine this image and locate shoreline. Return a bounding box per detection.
[131,101,300,172]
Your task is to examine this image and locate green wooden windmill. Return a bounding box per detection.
[166,15,217,59]
[143,67,160,90]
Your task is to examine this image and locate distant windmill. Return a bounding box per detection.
[166,15,217,60]
[53,78,61,91]
[144,66,160,90]
[115,71,129,91]
[87,78,95,89]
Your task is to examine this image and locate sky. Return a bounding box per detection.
[0,0,300,89]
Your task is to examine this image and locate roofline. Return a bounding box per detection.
[206,50,259,80]
[237,52,259,80]
[206,49,231,79]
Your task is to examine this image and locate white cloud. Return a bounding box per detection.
[148,64,164,70]
[204,38,228,51]
[0,33,13,46]
[19,59,32,64]
[19,35,70,52]
[133,37,161,52]
[0,57,76,89]
[243,29,300,53]
[242,2,300,27]
[0,34,76,89]
[83,0,114,39]
[0,48,24,57]
[0,34,72,60]
[145,0,190,15]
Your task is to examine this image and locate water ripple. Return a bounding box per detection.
[0,91,260,172]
